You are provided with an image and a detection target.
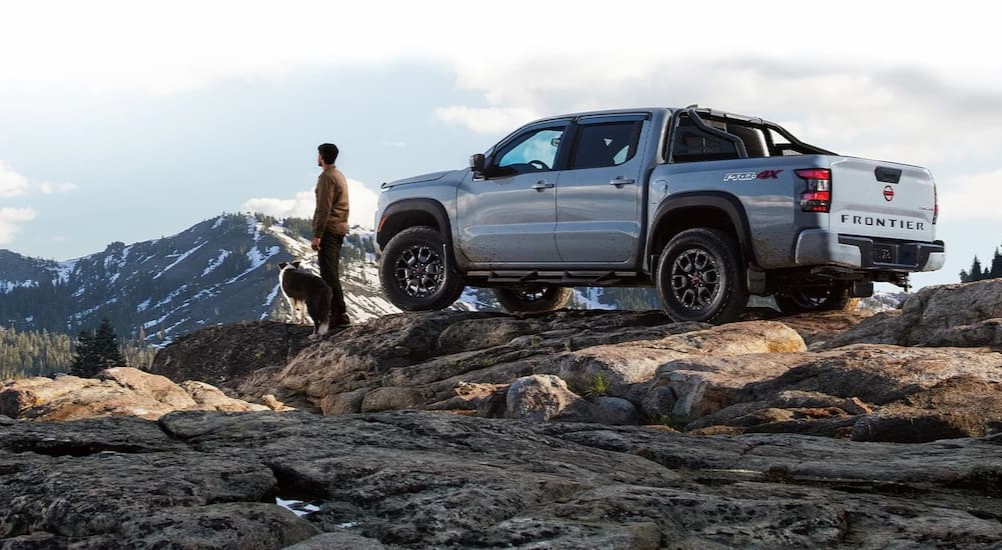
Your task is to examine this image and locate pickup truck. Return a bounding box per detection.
[374,106,945,323]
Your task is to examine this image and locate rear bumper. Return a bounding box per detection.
[794,229,945,272]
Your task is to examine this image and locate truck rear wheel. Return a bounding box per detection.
[656,228,747,324]
[494,286,572,314]
[379,226,465,311]
[774,282,857,314]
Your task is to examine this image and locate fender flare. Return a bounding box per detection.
[647,191,756,268]
[376,198,462,268]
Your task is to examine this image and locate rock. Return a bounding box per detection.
[319,388,367,416]
[271,310,690,414]
[1,410,1000,548]
[360,386,426,412]
[678,346,1002,441]
[179,381,270,412]
[103,281,1002,444]
[100,367,197,409]
[851,375,1002,443]
[0,368,271,421]
[149,320,315,388]
[283,532,387,550]
[506,375,594,422]
[823,279,1002,348]
[0,414,13,426]
[637,352,809,423]
[260,394,290,411]
[591,396,642,425]
[558,321,806,397]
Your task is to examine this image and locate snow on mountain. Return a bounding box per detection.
[0,213,398,345]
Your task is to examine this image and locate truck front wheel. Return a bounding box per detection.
[656,228,747,324]
[494,286,572,314]
[379,226,465,311]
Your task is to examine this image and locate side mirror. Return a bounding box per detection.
[469,153,486,174]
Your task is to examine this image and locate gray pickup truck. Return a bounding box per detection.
[374,106,944,323]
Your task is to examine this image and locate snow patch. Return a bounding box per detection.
[154,243,206,279]
[275,498,320,517]
[55,259,78,283]
[201,249,232,277]
[1,280,37,293]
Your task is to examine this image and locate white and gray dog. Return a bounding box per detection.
[278,261,333,337]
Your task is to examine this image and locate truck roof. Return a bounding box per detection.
[525,106,775,128]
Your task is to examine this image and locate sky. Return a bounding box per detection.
[0,1,999,290]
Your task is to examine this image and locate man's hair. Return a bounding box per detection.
[318,143,339,165]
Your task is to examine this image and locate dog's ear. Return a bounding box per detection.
[292,261,302,269]
[279,262,289,269]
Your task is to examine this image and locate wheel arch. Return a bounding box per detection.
[377,198,452,250]
[648,192,755,270]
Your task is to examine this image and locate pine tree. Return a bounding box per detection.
[990,247,1002,280]
[70,318,126,377]
[962,256,984,283]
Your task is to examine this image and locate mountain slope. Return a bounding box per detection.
[0,214,397,345]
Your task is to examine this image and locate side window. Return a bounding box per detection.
[670,117,739,163]
[495,127,564,174]
[570,121,641,170]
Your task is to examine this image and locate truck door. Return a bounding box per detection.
[555,115,647,264]
[456,121,567,264]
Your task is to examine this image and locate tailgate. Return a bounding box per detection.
[828,157,937,242]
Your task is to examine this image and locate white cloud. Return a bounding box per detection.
[2,3,999,95]
[435,106,541,135]
[0,162,30,198]
[938,170,1002,222]
[241,178,379,230]
[37,182,79,194]
[0,208,37,244]
[0,161,78,197]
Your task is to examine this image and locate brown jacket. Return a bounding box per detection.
[312,165,350,238]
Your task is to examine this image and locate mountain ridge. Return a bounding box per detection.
[0,213,397,346]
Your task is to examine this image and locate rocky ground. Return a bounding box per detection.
[2,279,1002,548]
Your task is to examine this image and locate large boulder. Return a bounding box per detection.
[822,279,1002,348]
[149,320,315,389]
[0,368,269,421]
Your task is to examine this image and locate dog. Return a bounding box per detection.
[278,261,333,337]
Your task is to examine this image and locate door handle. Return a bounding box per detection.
[609,177,636,187]
[531,180,555,191]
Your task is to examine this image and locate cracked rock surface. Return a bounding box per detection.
[2,410,1001,548]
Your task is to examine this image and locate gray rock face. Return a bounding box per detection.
[823,278,1002,348]
[1,411,1000,548]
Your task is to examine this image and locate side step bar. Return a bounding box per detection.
[466,270,644,286]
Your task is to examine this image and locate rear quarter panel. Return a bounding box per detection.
[649,156,828,268]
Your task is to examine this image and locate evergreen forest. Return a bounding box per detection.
[959,247,1002,283]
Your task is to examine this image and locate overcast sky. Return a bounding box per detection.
[0,1,998,289]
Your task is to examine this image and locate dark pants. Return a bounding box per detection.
[318,231,347,320]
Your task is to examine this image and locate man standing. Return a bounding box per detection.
[312,143,350,327]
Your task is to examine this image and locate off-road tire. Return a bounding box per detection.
[774,282,857,314]
[655,228,747,324]
[379,226,464,311]
[493,286,572,314]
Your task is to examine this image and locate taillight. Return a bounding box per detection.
[796,168,831,213]
[933,183,939,224]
